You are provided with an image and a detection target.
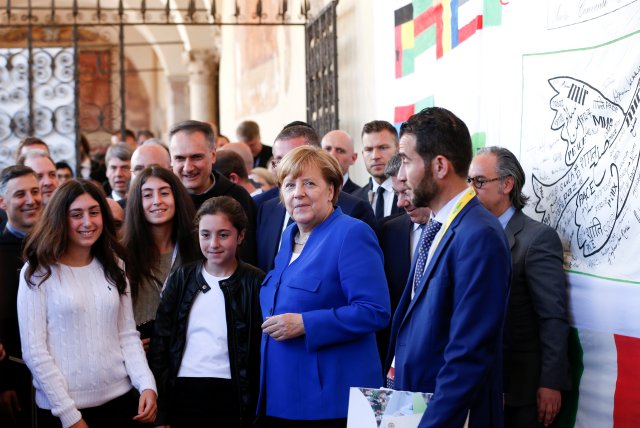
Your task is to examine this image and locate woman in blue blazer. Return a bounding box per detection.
[259,146,390,427]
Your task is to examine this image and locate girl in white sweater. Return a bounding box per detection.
[17,180,157,428]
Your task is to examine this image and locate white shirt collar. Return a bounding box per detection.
[431,187,470,224]
[371,177,394,193]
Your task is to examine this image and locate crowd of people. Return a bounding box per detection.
[0,110,570,428]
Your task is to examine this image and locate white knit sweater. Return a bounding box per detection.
[17,259,157,428]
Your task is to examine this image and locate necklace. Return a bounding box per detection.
[294,232,310,245]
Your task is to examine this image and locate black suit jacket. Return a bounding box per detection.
[352,178,402,221]
[256,191,376,272]
[503,209,571,406]
[342,177,361,194]
[376,213,415,366]
[378,214,415,313]
[0,228,25,392]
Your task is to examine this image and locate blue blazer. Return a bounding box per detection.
[255,191,377,272]
[387,197,511,428]
[259,208,390,420]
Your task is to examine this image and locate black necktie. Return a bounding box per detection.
[375,186,385,220]
[413,220,442,292]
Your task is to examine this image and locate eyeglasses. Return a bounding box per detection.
[270,158,281,169]
[466,175,507,189]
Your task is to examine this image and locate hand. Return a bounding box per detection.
[537,387,561,426]
[69,419,90,428]
[141,338,151,353]
[0,343,6,361]
[261,313,305,341]
[0,390,21,424]
[133,389,157,423]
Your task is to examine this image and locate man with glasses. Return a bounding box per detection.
[469,147,570,428]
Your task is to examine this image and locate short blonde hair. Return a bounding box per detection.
[277,146,343,206]
[250,167,276,187]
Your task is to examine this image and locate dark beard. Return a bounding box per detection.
[411,162,439,208]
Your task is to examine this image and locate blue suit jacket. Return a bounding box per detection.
[259,208,390,420]
[387,197,511,428]
[256,190,376,272]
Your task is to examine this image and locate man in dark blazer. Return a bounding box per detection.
[469,147,570,428]
[256,123,376,272]
[377,154,429,365]
[0,165,43,428]
[378,154,430,315]
[321,129,362,194]
[169,120,257,264]
[388,107,511,428]
[352,120,403,222]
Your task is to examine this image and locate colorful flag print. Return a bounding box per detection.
[394,0,503,78]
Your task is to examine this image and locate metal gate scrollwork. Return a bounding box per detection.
[306,0,339,138]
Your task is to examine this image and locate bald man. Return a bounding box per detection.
[219,142,254,176]
[130,140,172,178]
[321,130,361,193]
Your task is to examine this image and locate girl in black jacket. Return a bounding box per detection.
[149,196,264,428]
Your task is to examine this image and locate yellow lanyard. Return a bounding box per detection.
[428,186,476,258]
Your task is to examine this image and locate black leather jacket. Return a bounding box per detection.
[149,260,265,427]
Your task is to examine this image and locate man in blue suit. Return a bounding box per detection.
[388,107,511,428]
[256,123,376,272]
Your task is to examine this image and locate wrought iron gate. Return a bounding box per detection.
[0,1,336,171]
[305,0,338,138]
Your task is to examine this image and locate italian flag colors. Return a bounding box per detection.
[556,273,640,427]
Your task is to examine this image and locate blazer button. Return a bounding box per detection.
[269,308,273,315]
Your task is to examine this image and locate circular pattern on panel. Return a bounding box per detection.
[54,50,74,83]
[55,105,75,134]
[33,50,54,84]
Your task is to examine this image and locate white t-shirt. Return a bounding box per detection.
[177,266,231,379]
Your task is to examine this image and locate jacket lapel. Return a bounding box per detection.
[401,226,455,324]
[505,209,524,250]
[399,199,476,326]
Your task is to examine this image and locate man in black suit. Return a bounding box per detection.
[0,165,43,428]
[236,120,273,168]
[169,120,257,264]
[378,154,430,312]
[256,123,376,272]
[376,154,429,365]
[352,120,403,222]
[469,146,571,428]
[321,130,361,194]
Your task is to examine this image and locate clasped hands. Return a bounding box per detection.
[261,313,305,341]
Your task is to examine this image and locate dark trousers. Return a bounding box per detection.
[505,403,545,428]
[0,361,34,428]
[36,389,145,428]
[170,377,239,428]
[263,416,347,428]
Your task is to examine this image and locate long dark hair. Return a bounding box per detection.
[23,179,128,294]
[123,166,199,299]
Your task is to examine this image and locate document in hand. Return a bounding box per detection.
[347,387,432,428]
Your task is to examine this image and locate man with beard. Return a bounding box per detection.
[387,107,511,428]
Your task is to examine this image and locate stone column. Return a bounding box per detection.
[166,75,190,129]
[185,48,219,123]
